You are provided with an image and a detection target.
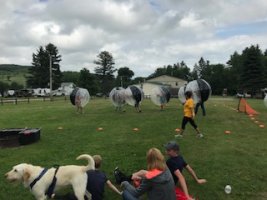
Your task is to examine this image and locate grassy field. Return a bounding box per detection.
[0,64,29,87]
[0,97,267,200]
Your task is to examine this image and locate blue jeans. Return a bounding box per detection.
[122,190,139,200]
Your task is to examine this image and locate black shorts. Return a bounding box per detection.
[181,116,198,129]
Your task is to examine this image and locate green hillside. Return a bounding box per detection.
[0,64,30,87]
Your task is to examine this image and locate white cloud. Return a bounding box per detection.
[0,0,267,78]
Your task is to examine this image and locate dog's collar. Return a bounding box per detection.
[29,168,48,189]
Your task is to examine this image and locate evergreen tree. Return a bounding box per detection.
[195,57,209,78]
[27,46,48,88]
[240,45,264,94]
[45,43,62,89]
[94,51,116,94]
[27,43,62,89]
[263,49,267,87]
[227,51,243,90]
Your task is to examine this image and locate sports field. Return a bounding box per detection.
[0,97,267,200]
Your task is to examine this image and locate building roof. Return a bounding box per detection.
[61,82,74,87]
[146,75,186,83]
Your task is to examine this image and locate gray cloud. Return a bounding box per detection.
[0,0,267,77]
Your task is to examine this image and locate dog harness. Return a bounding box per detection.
[29,168,48,189]
[29,166,60,199]
[45,165,60,198]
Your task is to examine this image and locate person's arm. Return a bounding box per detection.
[131,169,147,180]
[174,169,193,200]
[121,178,150,198]
[191,107,195,119]
[185,165,207,184]
[106,180,122,195]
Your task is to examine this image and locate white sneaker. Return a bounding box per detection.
[197,133,204,138]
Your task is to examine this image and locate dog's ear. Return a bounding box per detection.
[23,169,31,182]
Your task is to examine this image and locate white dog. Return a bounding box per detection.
[5,154,95,200]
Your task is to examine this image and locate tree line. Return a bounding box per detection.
[1,43,267,97]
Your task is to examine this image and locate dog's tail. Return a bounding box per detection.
[76,154,95,171]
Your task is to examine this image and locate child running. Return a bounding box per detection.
[176,90,203,138]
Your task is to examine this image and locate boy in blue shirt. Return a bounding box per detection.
[86,155,122,200]
[165,141,206,199]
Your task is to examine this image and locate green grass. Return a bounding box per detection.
[0,97,267,200]
[0,64,29,86]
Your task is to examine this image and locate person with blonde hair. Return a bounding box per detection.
[121,148,176,200]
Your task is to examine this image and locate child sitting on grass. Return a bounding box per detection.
[165,141,207,200]
[86,155,122,200]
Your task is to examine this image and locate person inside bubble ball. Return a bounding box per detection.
[194,100,206,116]
[75,94,83,114]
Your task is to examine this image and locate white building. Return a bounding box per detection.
[136,75,187,98]
[60,82,75,95]
[146,75,187,88]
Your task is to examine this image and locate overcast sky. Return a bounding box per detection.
[1,0,267,77]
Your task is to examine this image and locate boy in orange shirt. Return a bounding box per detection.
[176,91,203,138]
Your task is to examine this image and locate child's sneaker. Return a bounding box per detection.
[197,133,204,138]
[114,167,123,184]
[114,167,130,184]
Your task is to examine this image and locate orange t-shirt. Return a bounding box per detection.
[183,98,194,118]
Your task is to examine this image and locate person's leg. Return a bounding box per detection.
[188,118,199,133]
[195,103,200,114]
[188,118,203,137]
[177,117,188,136]
[122,190,139,200]
[201,103,206,116]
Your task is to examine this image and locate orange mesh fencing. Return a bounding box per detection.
[238,98,258,115]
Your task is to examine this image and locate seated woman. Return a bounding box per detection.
[121,148,176,200]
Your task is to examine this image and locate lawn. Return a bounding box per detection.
[0,96,267,200]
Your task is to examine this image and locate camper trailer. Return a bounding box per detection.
[33,88,50,97]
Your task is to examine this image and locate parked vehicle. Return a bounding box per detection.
[236,92,251,98]
[33,88,50,97]
[52,88,65,96]
[15,89,33,97]
[7,90,15,97]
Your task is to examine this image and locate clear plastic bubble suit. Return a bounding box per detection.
[178,79,211,104]
[264,94,267,108]
[125,85,144,106]
[70,88,90,107]
[151,86,171,106]
[178,86,186,104]
[109,87,126,107]
[185,79,211,103]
